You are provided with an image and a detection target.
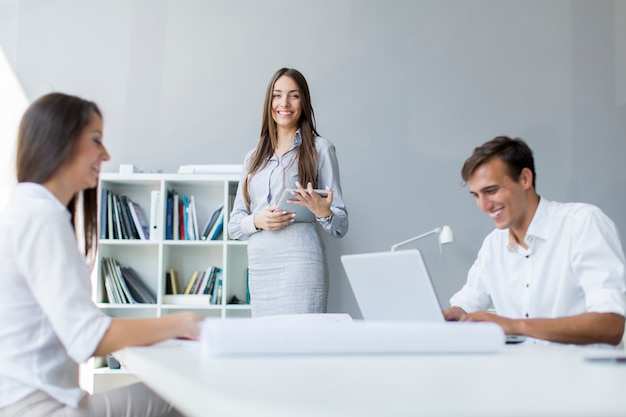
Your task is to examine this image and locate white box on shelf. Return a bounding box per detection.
[119,164,140,174]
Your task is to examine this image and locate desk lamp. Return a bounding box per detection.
[390,225,455,253]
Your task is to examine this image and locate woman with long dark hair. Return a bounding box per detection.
[229,68,348,317]
[0,92,201,416]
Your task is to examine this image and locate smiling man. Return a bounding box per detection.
[444,136,626,346]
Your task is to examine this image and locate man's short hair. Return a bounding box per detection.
[461,136,536,188]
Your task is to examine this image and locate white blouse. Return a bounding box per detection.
[229,132,348,240]
[0,183,111,408]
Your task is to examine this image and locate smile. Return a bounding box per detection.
[489,208,503,218]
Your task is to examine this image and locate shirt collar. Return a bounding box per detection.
[15,182,71,219]
[293,129,303,146]
[269,129,302,161]
[507,196,549,252]
[525,196,550,241]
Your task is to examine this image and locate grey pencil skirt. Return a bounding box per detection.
[247,222,328,317]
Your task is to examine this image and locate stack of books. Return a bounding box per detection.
[165,266,223,305]
[101,257,156,304]
[100,189,150,240]
[165,190,224,241]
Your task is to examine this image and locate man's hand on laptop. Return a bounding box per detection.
[459,310,521,335]
[443,306,467,321]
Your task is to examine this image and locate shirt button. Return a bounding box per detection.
[525,313,529,318]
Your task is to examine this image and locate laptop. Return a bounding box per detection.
[341,249,445,322]
[341,249,526,343]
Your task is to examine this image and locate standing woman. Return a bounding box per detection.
[229,68,348,317]
[0,92,201,417]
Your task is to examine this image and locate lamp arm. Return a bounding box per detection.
[390,227,441,251]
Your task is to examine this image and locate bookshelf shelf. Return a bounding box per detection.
[87,172,250,392]
[93,367,134,375]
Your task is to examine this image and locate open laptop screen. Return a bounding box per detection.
[341,249,445,322]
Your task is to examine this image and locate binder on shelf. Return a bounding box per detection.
[149,190,162,240]
[188,195,199,240]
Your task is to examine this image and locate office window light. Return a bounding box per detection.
[0,46,28,211]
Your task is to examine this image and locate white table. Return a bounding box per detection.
[115,340,626,417]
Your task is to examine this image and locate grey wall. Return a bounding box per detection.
[2,0,625,318]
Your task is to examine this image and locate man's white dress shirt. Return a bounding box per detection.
[450,198,626,335]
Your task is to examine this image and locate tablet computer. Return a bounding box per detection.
[277,189,329,223]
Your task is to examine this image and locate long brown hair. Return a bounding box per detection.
[243,68,319,210]
[16,92,102,262]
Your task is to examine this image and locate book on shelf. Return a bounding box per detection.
[172,191,180,240]
[101,257,155,304]
[120,195,141,239]
[202,206,224,241]
[190,270,206,294]
[171,266,222,297]
[165,271,173,294]
[100,189,149,240]
[188,195,199,240]
[165,190,173,240]
[128,200,150,240]
[101,258,121,303]
[107,191,115,239]
[111,193,124,239]
[116,195,130,239]
[203,266,219,295]
[195,268,211,294]
[166,268,180,295]
[181,195,188,240]
[102,257,132,303]
[149,190,162,240]
[193,197,200,239]
[211,274,223,305]
[201,204,224,240]
[99,188,107,239]
[165,189,201,240]
[121,266,157,303]
[183,271,199,295]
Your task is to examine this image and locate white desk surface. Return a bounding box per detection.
[115,340,626,417]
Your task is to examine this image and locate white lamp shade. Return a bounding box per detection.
[438,225,455,245]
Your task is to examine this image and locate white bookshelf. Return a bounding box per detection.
[86,172,250,393]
